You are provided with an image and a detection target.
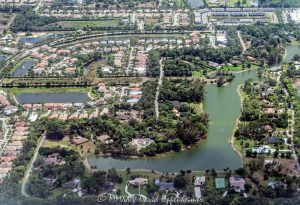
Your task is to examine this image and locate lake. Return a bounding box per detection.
[13,60,37,77]
[19,34,64,44]
[0,55,6,63]
[16,92,91,104]
[188,0,204,8]
[88,69,258,172]
[284,45,300,63]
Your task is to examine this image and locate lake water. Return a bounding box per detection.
[16,92,91,104]
[19,34,64,44]
[284,45,300,63]
[0,55,6,62]
[88,69,258,172]
[12,60,37,77]
[83,58,105,74]
[188,0,204,8]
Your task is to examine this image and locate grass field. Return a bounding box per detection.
[192,70,203,78]
[43,136,96,158]
[218,64,255,72]
[189,102,203,114]
[55,19,120,28]
[206,0,251,7]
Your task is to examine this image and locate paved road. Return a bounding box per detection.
[0,118,10,156]
[237,31,247,53]
[34,0,44,13]
[155,59,164,120]
[126,47,134,74]
[21,134,46,197]
[0,14,16,34]
[288,107,300,171]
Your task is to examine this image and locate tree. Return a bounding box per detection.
[46,120,64,140]
[174,175,187,189]
[172,138,182,152]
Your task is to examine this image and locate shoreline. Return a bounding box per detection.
[91,136,208,160]
[229,85,245,165]
[84,74,255,172]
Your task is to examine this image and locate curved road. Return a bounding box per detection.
[21,134,46,197]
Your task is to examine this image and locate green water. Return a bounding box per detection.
[284,45,300,63]
[88,69,258,172]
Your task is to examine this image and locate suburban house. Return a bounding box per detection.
[229,176,245,191]
[128,178,148,186]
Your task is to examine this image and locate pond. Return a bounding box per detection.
[283,44,300,63]
[0,55,7,63]
[16,92,91,104]
[19,34,64,44]
[83,58,105,74]
[88,69,258,172]
[188,0,204,8]
[12,60,37,77]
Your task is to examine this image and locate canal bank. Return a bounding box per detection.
[88,69,258,172]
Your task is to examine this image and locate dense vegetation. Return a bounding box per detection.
[238,24,299,65]
[259,0,300,7]
[235,78,290,158]
[28,147,85,198]
[12,9,57,32]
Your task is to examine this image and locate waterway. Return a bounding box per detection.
[88,69,258,172]
[15,92,91,104]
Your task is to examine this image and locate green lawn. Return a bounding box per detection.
[192,70,203,78]
[189,103,203,114]
[219,65,247,72]
[206,0,251,7]
[56,20,120,28]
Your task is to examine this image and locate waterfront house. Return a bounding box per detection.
[72,137,89,146]
[229,176,245,191]
[155,179,175,192]
[128,178,148,186]
[63,178,81,189]
[194,176,206,186]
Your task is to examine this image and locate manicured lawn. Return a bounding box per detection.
[43,136,96,158]
[206,0,251,7]
[56,20,120,28]
[239,86,248,101]
[189,103,203,114]
[219,64,250,72]
[192,70,203,78]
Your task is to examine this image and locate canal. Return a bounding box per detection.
[88,69,258,172]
